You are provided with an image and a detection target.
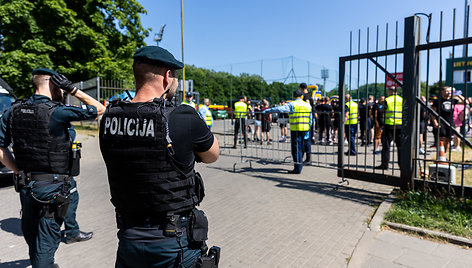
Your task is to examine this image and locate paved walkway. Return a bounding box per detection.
[358,230,472,268]
[0,121,470,267]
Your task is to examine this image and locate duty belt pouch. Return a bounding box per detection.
[70,143,81,176]
[54,193,71,218]
[188,208,208,243]
[194,172,205,204]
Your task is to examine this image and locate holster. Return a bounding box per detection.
[194,246,221,268]
[13,171,27,192]
[54,193,71,218]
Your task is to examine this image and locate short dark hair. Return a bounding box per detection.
[293,90,303,97]
[299,83,307,89]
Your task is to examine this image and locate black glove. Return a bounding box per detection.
[51,74,75,93]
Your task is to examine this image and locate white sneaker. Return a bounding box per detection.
[419,148,425,155]
[344,139,348,145]
[452,146,461,152]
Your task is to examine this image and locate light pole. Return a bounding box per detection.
[321,68,329,96]
[180,0,186,96]
[154,24,166,46]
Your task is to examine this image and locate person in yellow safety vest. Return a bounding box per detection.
[199,98,214,130]
[233,95,248,148]
[263,90,312,174]
[181,91,196,109]
[344,93,358,156]
[376,86,403,170]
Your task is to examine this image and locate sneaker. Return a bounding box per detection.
[452,146,461,152]
[344,140,348,145]
[419,148,426,155]
[279,137,286,142]
[375,150,381,155]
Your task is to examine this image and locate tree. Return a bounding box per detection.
[0,0,149,97]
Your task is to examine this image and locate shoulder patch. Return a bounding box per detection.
[65,104,81,108]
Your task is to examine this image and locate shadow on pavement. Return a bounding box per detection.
[249,171,388,206]
[0,218,23,236]
[0,259,30,267]
[0,174,13,188]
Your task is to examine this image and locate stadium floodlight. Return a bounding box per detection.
[154,24,166,46]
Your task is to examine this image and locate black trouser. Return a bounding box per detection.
[381,126,402,167]
[234,118,247,147]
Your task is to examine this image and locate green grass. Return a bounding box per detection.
[385,191,472,238]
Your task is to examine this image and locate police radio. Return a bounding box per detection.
[70,141,82,176]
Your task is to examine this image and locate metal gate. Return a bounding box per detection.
[338,10,472,197]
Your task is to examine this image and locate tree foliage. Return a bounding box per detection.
[184,65,304,105]
[0,0,149,97]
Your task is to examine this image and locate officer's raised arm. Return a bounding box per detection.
[50,74,105,116]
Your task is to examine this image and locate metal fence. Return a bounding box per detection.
[338,10,472,197]
[217,110,340,173]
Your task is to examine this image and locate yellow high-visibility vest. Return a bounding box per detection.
[289,99,312,131]
[345,100,358,125]
[234,101,247,119]
[181,100,196,108]
[385,95,403,125]
[199,105,213,127]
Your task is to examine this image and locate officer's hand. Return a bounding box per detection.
[51,74,75,93]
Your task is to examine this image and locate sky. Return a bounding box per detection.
[137,0,470,89]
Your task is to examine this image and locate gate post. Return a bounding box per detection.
[337,59,345,176]
[401,16,421,190]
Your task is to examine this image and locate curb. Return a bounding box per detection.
[385,221,472,248]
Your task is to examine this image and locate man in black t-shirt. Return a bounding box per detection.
[99,46,219,268]
[432,87,456,153]
[372,96,385,154]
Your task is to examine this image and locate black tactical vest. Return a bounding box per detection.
[10,99,71,174]
[99,99,200,216]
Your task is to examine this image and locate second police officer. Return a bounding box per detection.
[0,68,105,267]
[99,46,220,267]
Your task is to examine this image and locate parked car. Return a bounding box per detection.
[0,87,14,175]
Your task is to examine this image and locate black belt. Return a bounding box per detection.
[29,173,70,182]
[117,212,190,228]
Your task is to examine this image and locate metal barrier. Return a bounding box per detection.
[217,110,340,173]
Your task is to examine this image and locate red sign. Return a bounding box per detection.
[385,72,403,87]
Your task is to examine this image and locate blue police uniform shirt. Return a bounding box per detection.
[0,94,97,148]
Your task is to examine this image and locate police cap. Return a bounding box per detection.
[133,46,184,69]
[186,92,193,97]
[32,68,58,76]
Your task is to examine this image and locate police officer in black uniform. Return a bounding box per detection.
[0,68,105,267]
[99,46,220,268]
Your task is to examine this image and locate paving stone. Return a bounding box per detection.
[393,249,450,268]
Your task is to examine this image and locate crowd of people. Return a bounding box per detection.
[229,84,472,170]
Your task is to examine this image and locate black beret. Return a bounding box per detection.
[133,46,184,69]
[293,90,303,97]
[32,68,58,76]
